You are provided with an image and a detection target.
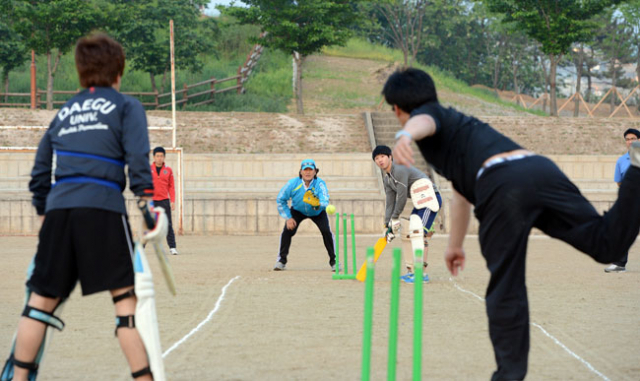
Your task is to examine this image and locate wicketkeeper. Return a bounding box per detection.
[1,34,165,381]
[372,145,442,283]
[274,159,336,271]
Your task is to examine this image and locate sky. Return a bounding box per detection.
[205,0,247,16]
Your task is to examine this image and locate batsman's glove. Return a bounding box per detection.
[141,205,169,244]
[388,219,401,234]
[382,225,395,242]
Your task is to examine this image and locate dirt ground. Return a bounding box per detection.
[0,234,638,380]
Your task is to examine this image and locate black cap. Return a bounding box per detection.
[153,146,166,155]
[372,145,392,161]
[623,128,640,139]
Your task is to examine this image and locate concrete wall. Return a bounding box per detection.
[0,152,621,236]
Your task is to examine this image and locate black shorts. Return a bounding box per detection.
[27,208,135,298]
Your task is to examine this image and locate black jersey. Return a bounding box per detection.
[411,103,522,204]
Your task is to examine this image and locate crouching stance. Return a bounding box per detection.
[373,145,442,283]
[274,159,336,271]
[1,33,162,380]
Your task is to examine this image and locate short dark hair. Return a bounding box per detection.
[372,145,392,161]
[382,68,438,113]
[153,147,166,156]
[623,128,640,139]
[75,33,125,88]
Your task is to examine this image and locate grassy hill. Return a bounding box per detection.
[2,38,638,156]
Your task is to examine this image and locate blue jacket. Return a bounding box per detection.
[277,177,330,218]
[29,87,153,215]
[614,152,630,183]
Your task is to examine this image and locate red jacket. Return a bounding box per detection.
[151,163,175,202]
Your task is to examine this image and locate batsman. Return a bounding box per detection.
[1,34,169,381]
[372,145,443,283]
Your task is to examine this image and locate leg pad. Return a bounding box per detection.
[115,315,136,336]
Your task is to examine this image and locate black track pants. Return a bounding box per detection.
[154,199,176,249]
[473,156,640,381]
[277,208,336,266]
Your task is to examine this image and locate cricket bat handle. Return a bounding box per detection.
[138,199,156,230]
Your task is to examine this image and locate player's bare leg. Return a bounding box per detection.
[111,286,152,380]
[12,294,60,381]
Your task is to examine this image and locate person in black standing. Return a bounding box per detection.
[384,68,640,380]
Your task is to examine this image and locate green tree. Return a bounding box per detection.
[482,0,620,116]
[225,0,360,114]
[594,8,634,113]
[619,0,640,110]
[107,0,215,94]
[0,14,29,102]
[10,0,99,109]
[373,0,428,67]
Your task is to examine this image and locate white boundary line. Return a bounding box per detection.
[162,276,240,358]
[449,278,610,381]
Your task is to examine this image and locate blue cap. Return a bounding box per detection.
[301,159,316,170]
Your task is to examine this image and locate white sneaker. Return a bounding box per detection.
[170,248,179,255]
[604,264,626,273]
[273,262,286,271]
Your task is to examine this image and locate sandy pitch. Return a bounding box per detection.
[0,234,638,380]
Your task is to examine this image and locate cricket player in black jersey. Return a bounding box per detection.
[384,68,640,381]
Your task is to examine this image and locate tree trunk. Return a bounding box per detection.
[610,61,617,114]
[46,50,62,110]
[492,36,506,96]
[3,71,8,104]
[46,51,53,110]
[150,73,157,94]
[586,74,592,103]
[492,56,501,96]
[512,51,520,95]
[539,55,549,113]
[293,52,304,114]
[549,54,560,116]
[574,44,584,117]
[637,43,640,112]
[160,69,168,95]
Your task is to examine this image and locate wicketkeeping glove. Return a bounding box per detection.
[303,189,320,207]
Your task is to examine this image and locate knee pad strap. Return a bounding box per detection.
[8,354,38,371]
[131,366,152,379]
[112,289,136,304]
[22,306,64,331]
[115,315,136,336]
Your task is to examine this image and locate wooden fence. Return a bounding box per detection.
[509,84,640,118]
[0,41,264,110]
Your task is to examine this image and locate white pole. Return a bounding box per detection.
[170,19,176,149]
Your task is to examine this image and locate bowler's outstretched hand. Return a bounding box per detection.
[445,247,465,276]
[393,135,415,166]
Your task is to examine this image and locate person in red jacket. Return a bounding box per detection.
[151,147,178,255]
